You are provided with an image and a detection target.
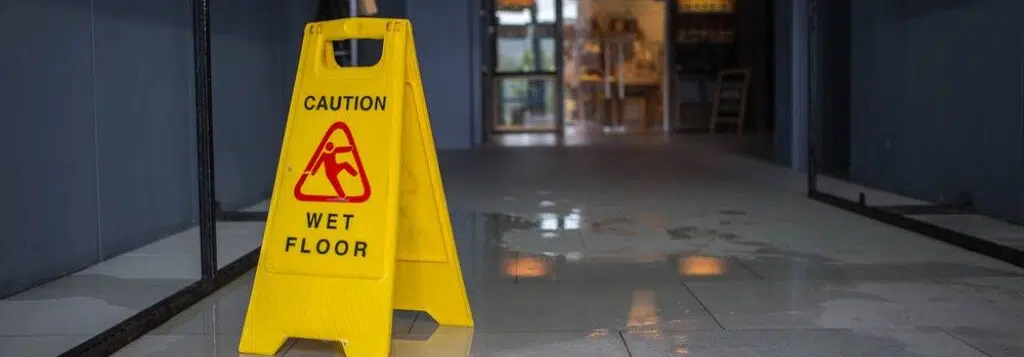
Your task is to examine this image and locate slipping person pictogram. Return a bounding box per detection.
[312,142,357,198]
[293,122,371,203]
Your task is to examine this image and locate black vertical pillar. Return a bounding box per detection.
[806,0,819,194]
[481,1,495,143]
[529,4,542,71]
[192,0,218,279]
[527,4,544,116]
[554,0,564,141]
[765,0,775,134]
[819,0,851,177]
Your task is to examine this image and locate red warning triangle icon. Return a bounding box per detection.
[293,122,371,203]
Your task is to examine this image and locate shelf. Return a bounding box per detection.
[676,40,735,45]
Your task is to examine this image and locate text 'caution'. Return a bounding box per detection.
[303,95,387,111]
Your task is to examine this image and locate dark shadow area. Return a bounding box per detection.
[807,0,1024,268]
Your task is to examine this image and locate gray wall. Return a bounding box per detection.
[405,0,479,149]
[0,0,316,297]
[816,0,851,176]
[773,0,794,166]
[773,0,809,169]
[211,0,317,210]
[350,0,479,149]
[848,0,1024,222]
[735,0,769,133]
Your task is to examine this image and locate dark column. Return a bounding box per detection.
[528,4,545,114]
[192,0,218,279]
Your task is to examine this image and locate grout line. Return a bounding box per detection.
[408,312,421,334]
[513,251,520,284]
[936,327,994,357]
[617,330,634,357]
[681,281,725,330]
[731,256,765,280]
[279,339,298,355]
[577,230,588,251]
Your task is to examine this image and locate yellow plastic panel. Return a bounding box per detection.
[239,18,473,357]
[393,28,473,327]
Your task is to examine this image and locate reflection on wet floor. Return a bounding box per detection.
[481,208,744,282]
[106,204,1024,357]
[284,327,475,357]
[108,146,1024,357]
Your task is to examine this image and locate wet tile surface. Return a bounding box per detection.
[9,144,1024,357]
[0,336,91,357]
[684,279,1023,331]
[624,328,992,357]
[940,326,1024,357]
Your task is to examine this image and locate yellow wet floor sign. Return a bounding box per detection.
[239,18,473,356]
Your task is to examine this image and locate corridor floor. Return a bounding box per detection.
[114,143,1023,357]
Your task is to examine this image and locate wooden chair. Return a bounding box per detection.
[709,68,751,135]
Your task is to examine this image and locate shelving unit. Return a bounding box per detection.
[675,12,737,73]
[672,1,739,131]
[563,8,663,131]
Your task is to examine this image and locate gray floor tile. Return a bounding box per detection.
[11,143,1024,357]
[685,279,1022,331]
[285,328,629,357]
[0,336,89,357]
[412,283,720,334]
[624,328,989,357]
[941,327,1024,357]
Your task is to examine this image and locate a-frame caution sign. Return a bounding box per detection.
[239,18,473,356]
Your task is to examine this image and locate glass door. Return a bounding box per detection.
[561,0,668,139]
[485,0,563,134]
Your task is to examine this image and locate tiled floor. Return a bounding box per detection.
[7,139,1024,356]
[0,206,266,356]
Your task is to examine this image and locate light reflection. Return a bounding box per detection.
[532,211,585,231]
[677,256,726,277]
[502,255,550,278]
[565,251,584,261]
[563,212,582,230]
[626,290,663,338]
[538,213,560,230]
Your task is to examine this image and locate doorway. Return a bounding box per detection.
[482,0,563,146]
[481,0,774,150]
[482,0,671,146]
[562,0,668,139]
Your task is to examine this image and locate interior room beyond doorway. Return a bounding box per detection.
[487,0,773,156]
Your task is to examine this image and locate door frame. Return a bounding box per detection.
[481,0,564,140]
[481,0,682,142]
